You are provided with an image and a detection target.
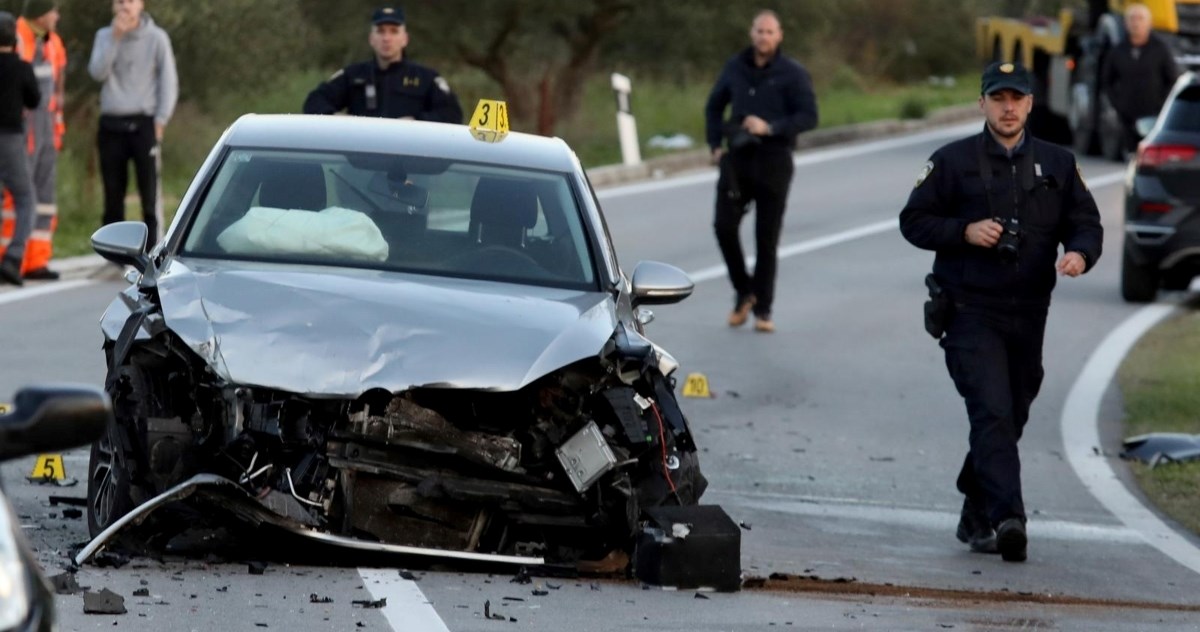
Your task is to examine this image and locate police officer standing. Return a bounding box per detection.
[704,9,817,333]
[899,62,1103,562]
[304,6,462,123]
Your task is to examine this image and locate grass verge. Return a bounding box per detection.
[1117,309,1200,536]
[49,69,976,258]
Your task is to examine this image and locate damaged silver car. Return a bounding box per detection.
[85,114,705,568]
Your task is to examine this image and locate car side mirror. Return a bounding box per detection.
[92,221,150,273]
[631,261,694,306]
[0,385,111,462]
[1135,116,1157,139]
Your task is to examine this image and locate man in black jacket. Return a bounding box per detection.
[304,6,462,123]
[0,11,40,286]
[704,9,818,333]
[899,62,1103,562]
[1102,2,1181,155]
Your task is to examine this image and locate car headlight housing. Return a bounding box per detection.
[0,498,31,630]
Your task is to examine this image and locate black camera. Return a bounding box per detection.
[994,216,1020,262]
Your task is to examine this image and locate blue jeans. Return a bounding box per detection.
[0,132,35,262]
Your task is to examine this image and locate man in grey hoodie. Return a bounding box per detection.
[88,0,177,247]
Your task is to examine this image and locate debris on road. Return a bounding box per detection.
[83,588,127,615]
[633,505,741,592]
[48,495,87,507]
[132,588,150,597]
[92,550,130,569]
[48,571,84,595]
[352,597,387,608]
[510,567,532,584]
[60,507,82,519]
[248,561,267,575]
[1120,433,1200,467]
[310,594,334,603]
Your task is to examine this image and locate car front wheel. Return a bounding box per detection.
[86,422,137,536]
[1121,251,1159,303]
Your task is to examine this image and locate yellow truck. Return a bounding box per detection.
[977,0,1200,159]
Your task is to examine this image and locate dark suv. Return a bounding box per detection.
[1121,72,1200,302]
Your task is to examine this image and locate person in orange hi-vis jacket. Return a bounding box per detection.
[0,0,65,281]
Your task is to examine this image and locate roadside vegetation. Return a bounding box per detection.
[1117,309,1200,536]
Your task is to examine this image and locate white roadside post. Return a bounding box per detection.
[611,72,642,166]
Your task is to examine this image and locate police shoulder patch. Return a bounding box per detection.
[915,161,934,188]
[435,76,450,94]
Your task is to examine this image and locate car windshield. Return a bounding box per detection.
[180,148,597,289]
[1163,86,1200,133]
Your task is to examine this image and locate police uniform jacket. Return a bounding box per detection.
[899,127,1103,307]
[704,47,818,151]
[303,58,463,123]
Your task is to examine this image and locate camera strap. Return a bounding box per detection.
[975,131,1036,221]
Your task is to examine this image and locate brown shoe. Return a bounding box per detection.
[753,314,775,333]
[728,295,755,327]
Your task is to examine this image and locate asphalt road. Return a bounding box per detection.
[3,119,1200,631]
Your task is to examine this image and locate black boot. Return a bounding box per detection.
[996,518,1027,562]
[0,258,23,286]
[955,498,997,553]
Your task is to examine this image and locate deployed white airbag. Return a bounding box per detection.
[217,206,389,261]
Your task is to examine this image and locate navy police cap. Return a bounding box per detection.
[372,6,405,26]
[981,61,1033,96]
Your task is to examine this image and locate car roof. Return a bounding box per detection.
[221,114,581,173]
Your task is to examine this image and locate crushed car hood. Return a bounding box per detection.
[155,259,618,396]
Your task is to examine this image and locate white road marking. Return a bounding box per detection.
[725,496,1143,544]
[358,568,451,632]
[1060,303,1200,575]
[0,279,94,306]
[597,122,982,200]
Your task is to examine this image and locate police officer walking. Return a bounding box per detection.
[899,62,1103,562]
[304,6,462,123]
[704,9,817,333]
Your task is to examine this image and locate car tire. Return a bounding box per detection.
[86,365,153,537]
[1121,251,1159,303]
[86,424,137,537]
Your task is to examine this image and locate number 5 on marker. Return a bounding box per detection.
[30,454,66,481]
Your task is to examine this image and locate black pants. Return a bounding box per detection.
[98,115,161,246]
[940,303,1047,527]
[713,146,794,316]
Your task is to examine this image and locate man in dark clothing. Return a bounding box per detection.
[899,62,1103,563]
[1102,3,1181,154]
[704,9,818,333]
[0,11,40,286]
[304,6,462,123]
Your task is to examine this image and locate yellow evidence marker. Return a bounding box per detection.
[29,454,66,482]
[681,372,712,398]
[469,99,510,143]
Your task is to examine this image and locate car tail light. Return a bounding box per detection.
[1136,143,1198,169]
[1138,202,1173,214]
